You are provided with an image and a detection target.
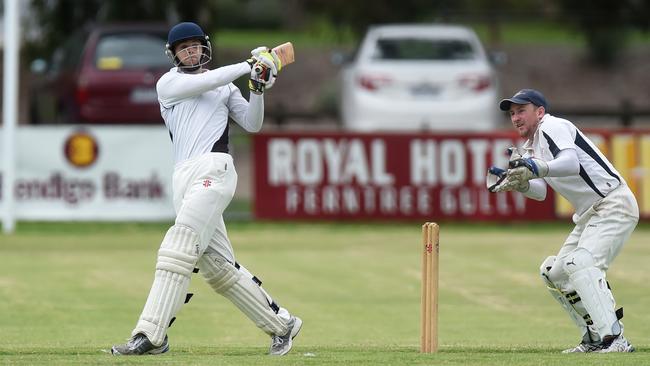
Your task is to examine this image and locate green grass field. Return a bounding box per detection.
[1,222,649,365]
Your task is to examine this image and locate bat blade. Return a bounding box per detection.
[272,42,295,68]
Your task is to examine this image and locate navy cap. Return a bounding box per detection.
[499,89,548,111]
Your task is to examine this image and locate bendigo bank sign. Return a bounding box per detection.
[0,126,174,221]
[253,131,650,221]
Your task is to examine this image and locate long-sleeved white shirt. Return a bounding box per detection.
[521,114,623,216]
[156,62,263,164]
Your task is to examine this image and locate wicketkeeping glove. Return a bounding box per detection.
[486,147,531,193]
[507,157,549,182]
[486,166,508,192]
[507,146,522,161]
[486,167,530,193]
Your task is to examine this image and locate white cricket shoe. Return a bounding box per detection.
[269,316,302,356]
[562,342,602,353]
[598,334,635,353]
[111,333,169,355]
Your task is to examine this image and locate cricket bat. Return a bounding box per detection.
[253,42,295,75]
[272,42,295,68]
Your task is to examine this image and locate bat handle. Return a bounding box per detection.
[253,64,264,74]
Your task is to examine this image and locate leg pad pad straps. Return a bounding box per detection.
[562,248,620,337]
[540,256,594,335]
[198,254,288,336]
[568,266,620,337]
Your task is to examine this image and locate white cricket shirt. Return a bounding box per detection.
[523,114,623,216]
[156,62,263,164]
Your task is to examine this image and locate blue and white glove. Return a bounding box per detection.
[486,147,531,193]
[507,157,549,182]
[486,166,509,192]
[487,166,531,193]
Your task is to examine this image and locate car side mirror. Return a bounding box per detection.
[330,50,353,66]
[488,51,507,66]
[30,58,48,74]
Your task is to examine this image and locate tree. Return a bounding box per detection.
[27,0,218,60]
[304,0,437,37]
[557,0,648,67]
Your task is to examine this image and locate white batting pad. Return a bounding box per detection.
[568,267,620,338]
[134,225,200,346]
[198,254,291,336]
[543,283,589,326]
[540,256,596,340]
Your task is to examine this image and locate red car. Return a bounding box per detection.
[30,23,170,124]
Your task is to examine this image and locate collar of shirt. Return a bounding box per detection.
[522,113,550,153]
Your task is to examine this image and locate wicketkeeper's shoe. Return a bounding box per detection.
[561,341,602,353]
[598,334,635,353]
[111,333,169,355]
[269,316,303,356]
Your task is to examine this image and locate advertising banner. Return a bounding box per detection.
[253,131,554,221]
[0,126,175,221]
[253,130,650,221]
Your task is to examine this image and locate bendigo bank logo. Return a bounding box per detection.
[64,131,99,168]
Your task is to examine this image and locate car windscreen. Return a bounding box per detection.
[373,38,477,61]
[94,32,169,70]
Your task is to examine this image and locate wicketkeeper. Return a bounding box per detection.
[111,22,301,356]
[486,89,639,353]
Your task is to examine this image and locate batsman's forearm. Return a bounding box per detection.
[158,62,251,105]
[240,93,264,132]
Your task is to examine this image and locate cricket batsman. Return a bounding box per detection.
[486,89,639,353]
[111,22,301,356]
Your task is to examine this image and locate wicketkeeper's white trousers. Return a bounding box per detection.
[558,182,639,271]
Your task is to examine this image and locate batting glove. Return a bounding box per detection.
[507,157,549,182]
[248,62,276,94]
[250,46,282,71]
[246,47,280,94]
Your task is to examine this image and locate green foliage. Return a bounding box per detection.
[1,222,649,364]
[26,0,650,67]
[213,28,355,49]
[472,22,584,45]
[556,0,649,66]
[304,0,437,36]
[214,0,284,29]
[27,0,217,60]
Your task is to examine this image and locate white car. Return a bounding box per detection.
[340,24,500,132]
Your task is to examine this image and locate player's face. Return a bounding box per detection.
[174,39,203,66]
[509,103,544,139]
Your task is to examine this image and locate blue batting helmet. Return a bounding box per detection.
[167,22,208,49]
[165,22,212,70]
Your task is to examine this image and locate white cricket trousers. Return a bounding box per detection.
[558,182,639,271]
[172,152,238,261]
[172,152,293,336]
